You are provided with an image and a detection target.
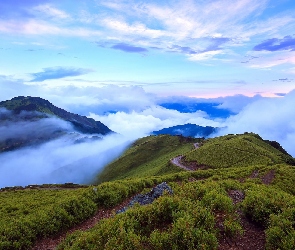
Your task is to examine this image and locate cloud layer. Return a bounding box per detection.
[217,90,295,156]
[0,130,132,188]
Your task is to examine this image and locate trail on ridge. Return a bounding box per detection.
[170,143,200,171]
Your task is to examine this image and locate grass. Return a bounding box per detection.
[1,133,295,249]
[93,135,202,184]
[184,133,294,168]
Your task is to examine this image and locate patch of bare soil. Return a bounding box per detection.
[218,190,266,250]
[170,143,209,171]
[32,197,134,250]
[249,170,259,179]
[228,190,245,204]
[261,170,275,185]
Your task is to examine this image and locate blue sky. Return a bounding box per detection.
[0,0,295,98]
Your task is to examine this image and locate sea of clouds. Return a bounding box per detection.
[0,82,294,187]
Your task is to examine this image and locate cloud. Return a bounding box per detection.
[201,37,232,52]
[168,45,197,54]
[0,108,134,187]
[89,105,221,138]
[217,89,295,156]
[111,43,148,53]
[275,93,286,97]
[213,94,264,113]
[95,0,290,62]
[32,4,70,19]
[0,108,73,142]
[0,132,132,188]
[1,0,294,64]
[30,67,93,82]
[253,36,295,52]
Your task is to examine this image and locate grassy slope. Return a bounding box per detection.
[185,133,295,168]
[94,135,202,184]
[2,133,295,249]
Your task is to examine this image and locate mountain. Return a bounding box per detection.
[152,123,217,137]
[1,133,295,249]
[0,96,112,135]
[184,132,295,168]
[0,96,112,152]
[94,133,295,184]
[93,135,202,184]
[159,102,234,118]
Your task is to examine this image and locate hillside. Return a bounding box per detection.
[1,133,295,249]
[184,133,295,168]
[93,135,203,184]
[0,96,112,135]
[94,133,294,184]
[152,123,217,137]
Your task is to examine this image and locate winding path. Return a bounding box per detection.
[32,196,134,250]
[170,143,200,171]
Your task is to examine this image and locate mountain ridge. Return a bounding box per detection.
[0,96,112,135]
[152,123,217,138]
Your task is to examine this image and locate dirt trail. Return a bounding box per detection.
[218,190,265,250]
[171,156,192,171]
[170,143,200,171]
[32,197,133,250]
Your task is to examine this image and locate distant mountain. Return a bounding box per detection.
[0,96,112,135]
[152,123,217,138]
[159,102,234,118]
[0,96,112,152]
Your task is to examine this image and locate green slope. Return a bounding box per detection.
[184,133,295,168]
[93,135,202,184]
[3,163,295,249]
[2,133,295,249]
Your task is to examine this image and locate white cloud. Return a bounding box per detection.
[248,51,295,69]
[89,105,221,138]
[0,19,102,37]
[1,0,294,64]
[217,89,295,156]
[0,133,131,187]
[32,4,70,19]
[188,50,224,61]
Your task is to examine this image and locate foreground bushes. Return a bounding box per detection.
[2,163,295,249]
[58,181,240,250]
[0,178,162,250]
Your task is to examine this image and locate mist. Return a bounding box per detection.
[217,90,295,157]
[0,109,133,188]
[1,87,295,188]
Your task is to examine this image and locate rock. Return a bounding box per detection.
[117,182,173,214]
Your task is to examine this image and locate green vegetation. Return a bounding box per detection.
[94,135,202,184]
[1,133,295,249]
[185,133,295,168]
[0,179,164,249]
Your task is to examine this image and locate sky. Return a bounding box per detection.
[0,0,295,160]
[0,0,295,98]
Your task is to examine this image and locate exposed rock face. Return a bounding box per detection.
[117,182,173,213]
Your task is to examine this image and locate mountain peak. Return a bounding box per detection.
[0,96,112,135]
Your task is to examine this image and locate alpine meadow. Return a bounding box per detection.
[1,0,295,249]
